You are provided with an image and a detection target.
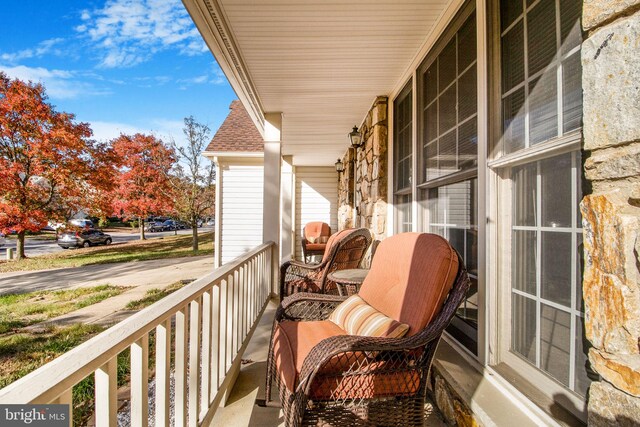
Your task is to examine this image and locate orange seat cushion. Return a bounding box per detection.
[304,243,327,252]
[358,233,459,336]
[273,320,420,400]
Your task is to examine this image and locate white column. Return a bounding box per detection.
[263,112,282,295]
[280,155,294,263]
[213,157,222,268]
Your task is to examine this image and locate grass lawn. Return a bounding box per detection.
[0,281,187,425]
[0,285,128,334]
[125,281,186,310]
[0,231,213,273]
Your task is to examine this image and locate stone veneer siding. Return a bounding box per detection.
[580,1,640,424]
[338,97,388,245]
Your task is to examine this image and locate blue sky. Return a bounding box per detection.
[0,0,237,146]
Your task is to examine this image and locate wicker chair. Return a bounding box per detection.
[281,228,372,298]
[301,222,332,263]
[265,232,471,427]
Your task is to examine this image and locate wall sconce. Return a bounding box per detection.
[335,158,344,173]
[348,125,363,149]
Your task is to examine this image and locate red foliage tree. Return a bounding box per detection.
[111,133,175,239]
[0,72,115,259]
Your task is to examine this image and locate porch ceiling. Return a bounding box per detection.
[185,0,453,165]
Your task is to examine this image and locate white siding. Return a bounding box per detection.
[220,160,264,264]
[294,167,338,260]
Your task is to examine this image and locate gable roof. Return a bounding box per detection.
[206,100,263,153]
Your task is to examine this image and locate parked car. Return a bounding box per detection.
[205,219,215,227]
[58,229,112,249]
[0,233,5,248]
[69,218,94,228]
[161,220,178,231]
[145,221,166,232]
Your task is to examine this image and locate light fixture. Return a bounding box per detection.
[335,158,344,173]
[348,125,363,148]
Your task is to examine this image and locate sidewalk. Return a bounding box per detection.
[0,255,213,295]
[6,255,214,330]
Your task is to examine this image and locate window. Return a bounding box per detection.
[509,152,588,395]
[499,0,582,155]
[422,178,478,353]
[394,82,413,233]
[418,4,478,355]
[492,0,590,418]
[421,11,477,182]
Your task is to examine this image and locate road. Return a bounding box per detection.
[0,227,212,258]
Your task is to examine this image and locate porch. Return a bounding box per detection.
[0,242,542,426]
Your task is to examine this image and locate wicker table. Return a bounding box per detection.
[328,268,369,296]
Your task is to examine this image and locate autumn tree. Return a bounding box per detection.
[169,116,216,251]
[0,72,115,259]
[111,133,175,240]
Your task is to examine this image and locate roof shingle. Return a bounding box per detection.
[206,100,263,152]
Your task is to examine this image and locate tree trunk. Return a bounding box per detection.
[192,217,199,251]
[16,231,26,260]
[140,217,146,240]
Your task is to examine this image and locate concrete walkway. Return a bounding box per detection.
[2,255,214,330]
[0,255,214,295]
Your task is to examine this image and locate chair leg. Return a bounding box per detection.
[264,322,278,405]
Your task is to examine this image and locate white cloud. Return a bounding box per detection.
[78,0,208,68]
[0,64,111,100]
[90,119,187,147]
[176,64,228,89]
[0,38,65,63]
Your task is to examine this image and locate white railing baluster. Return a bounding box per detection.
[51,388,73,427]
[188,298,201,427]
[175,308,188,427]
[210,285,220,401]
[95,358,117,427]
[226,274,234,370]
[233,270,240,355]
[242,263,248,338]
[131,334,149,427]
[218,279,227,385]
[200,290,212,416]
[155,319,171,427]
[0,242,274,427]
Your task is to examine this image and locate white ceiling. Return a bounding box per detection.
[189,0,452,165]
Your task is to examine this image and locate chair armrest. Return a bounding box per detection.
[275,292,346,323]
[297,328,444,395]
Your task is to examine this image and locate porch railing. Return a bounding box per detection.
[0,241,275,427]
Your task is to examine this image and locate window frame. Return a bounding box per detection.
[393,80,414,233]
[487,0,588,420]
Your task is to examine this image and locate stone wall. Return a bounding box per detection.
[580,1,640,424]
[337,96,388,245]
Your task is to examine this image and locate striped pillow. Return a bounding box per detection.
[328,295,409,338]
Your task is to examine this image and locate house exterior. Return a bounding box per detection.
[183,0,640,425]
[205,101,339,266]
[204,100,265,267]
[0,1,637,426]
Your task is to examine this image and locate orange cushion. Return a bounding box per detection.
[321,228,354,263]
[273,320,420,399]
[358,233,458,336]
[304,243,326,251]
[304,222,331,239]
